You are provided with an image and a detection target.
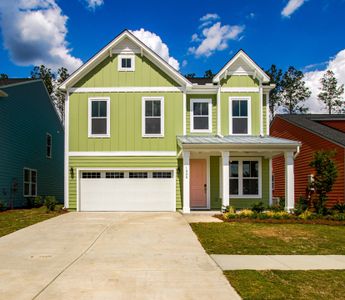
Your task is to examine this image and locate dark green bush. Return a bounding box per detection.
[33,196,43,208]
[294,196,309,215]
[44,196,57,212]
[333,202,345,213]
[251,202,265,213]
[0,199,7,211]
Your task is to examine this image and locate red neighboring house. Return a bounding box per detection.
[271,114,345,207]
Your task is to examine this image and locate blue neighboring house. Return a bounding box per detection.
[0,79,64,208]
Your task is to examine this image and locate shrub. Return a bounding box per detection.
[44,196,57,212]
[33,196,43,208]
[294,196,309,215]
[298,210,314,220]
[238,209,255,218]
[0,199,7,211]
[333,202,345,213]
[251,202,265,213]
[266,211,292,220]
[223,212,237,219]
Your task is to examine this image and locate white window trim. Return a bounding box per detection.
[229,96,252,135]
[88,97,110,138]
[190,98,212,133]
[229,157,262,199]
[23,168,37,197]
[118,54,135,72]
[46,133,52,159]
[142,96,164,138]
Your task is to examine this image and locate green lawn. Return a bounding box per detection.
[190,222,345,254]
[225,270,345,300]
[0,205,66,237]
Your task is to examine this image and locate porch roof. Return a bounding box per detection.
[177,135,300,151]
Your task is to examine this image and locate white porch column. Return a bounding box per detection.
[182,151,190,213]
[285,151,295,211]
[221,151,230,210]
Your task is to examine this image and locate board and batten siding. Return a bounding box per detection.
[68,156,181,210]
[69,92,183,152]
[0,81,64,207]
[74,54,180,88]
[220,75,259,87]
[186,94,217,135]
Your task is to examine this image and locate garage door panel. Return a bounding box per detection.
[80,173,175,211]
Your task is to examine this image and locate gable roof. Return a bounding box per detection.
[59,30,192,91]
[186,77,214,85]
[213,49,270,84]
[275,114,345,147]
[0,78,33,87]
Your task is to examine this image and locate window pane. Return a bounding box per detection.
[251,161,258,177]
[31,183,36,196]
[233,118,248,134]
[24,169,30,182]
[232,100,240,116]
[153,172,172,178]
[92,101,98,117]
[31,171,37,183]
[122,58,131,68]
[47,134,52,146]
[98,101,107,117]
[129,172,148,178]
[201,103,208,115]
[243,179,258,195]
[230,179,239,195]
[240,101,248,117]
[145,118,161,134]
[47,146,51,157]
[230,161,239,177]
[153,101,161,117]
[243,161,250,177]
[24,183,30,195]
[194,116,208,129]
[145,101,153,117]
[194,102,208,116]
[92,118,107,134]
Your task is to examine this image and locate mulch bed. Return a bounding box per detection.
[215,214,345,226]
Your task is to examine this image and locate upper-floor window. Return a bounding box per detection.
[88,97,110,138]
[142,97,164,137]
[229,158,261,198]
[23,168,37,197]
[190,99,212,133]
[229,97,251,135]
[118,54,135,71]
[46,133,52,158]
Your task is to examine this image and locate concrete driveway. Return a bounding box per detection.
[0,212,240,300]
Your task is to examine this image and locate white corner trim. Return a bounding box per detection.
[183,92,186,135]
[64,91,69,208]
[68,151,177,157]
[141,96,164,137]
[220,87,260,93]
[229,96,252,135]
[266,92,270,135]
[190,98,212,133]
[217,87,221,135]
[117,54,135,71]
[269,158,273,206]
[88,97,111,138]
[259,85,263,136]
[69,86,184,93]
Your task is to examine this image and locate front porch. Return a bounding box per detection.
[177,136,300,213]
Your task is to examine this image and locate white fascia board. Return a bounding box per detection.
[59,30,192,91]
[221,87,260,93]
[213,50,270,83]
[69,151,177,157]
[69,87,184,93]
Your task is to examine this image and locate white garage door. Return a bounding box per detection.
[79,170,175,211]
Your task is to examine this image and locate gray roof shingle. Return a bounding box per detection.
[276,114,345,147]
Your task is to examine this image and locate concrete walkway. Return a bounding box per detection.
[0,212,240,300]
[212,255,345,270]
[182,211,223,223]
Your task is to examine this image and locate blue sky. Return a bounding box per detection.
[0,0,344,77]
[0,0,344,112]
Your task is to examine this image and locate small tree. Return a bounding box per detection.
[266,64,283,119]
[309,150,338,214]
[31,65,55,94]
[185,73,196,78]
[0,74,8,79]
[204,69,214,79]
[281,66,311,114]
[318,70,344,114]
[54,67,70,119]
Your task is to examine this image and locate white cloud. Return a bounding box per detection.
[182,60,188,68]
[191,33,200,42]
[189,22,245,57]
[304,49,345,113]
[282,0,306,17]
[0,0,82,72]
[200,13,220,22]
[83,0,104,10]
[131,28,180,70]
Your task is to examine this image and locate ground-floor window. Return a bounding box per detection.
[23,168,37,197]
[229,159,260,197]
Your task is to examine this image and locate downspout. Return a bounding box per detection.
[294,145,300,159]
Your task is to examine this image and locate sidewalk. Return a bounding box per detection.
[211,255,345,270]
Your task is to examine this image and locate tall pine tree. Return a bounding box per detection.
[318,70,344,114]
[266,65,283,119]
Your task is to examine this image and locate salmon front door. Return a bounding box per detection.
[190,159,207,208]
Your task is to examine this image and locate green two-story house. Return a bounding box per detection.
[59,30,299,213]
